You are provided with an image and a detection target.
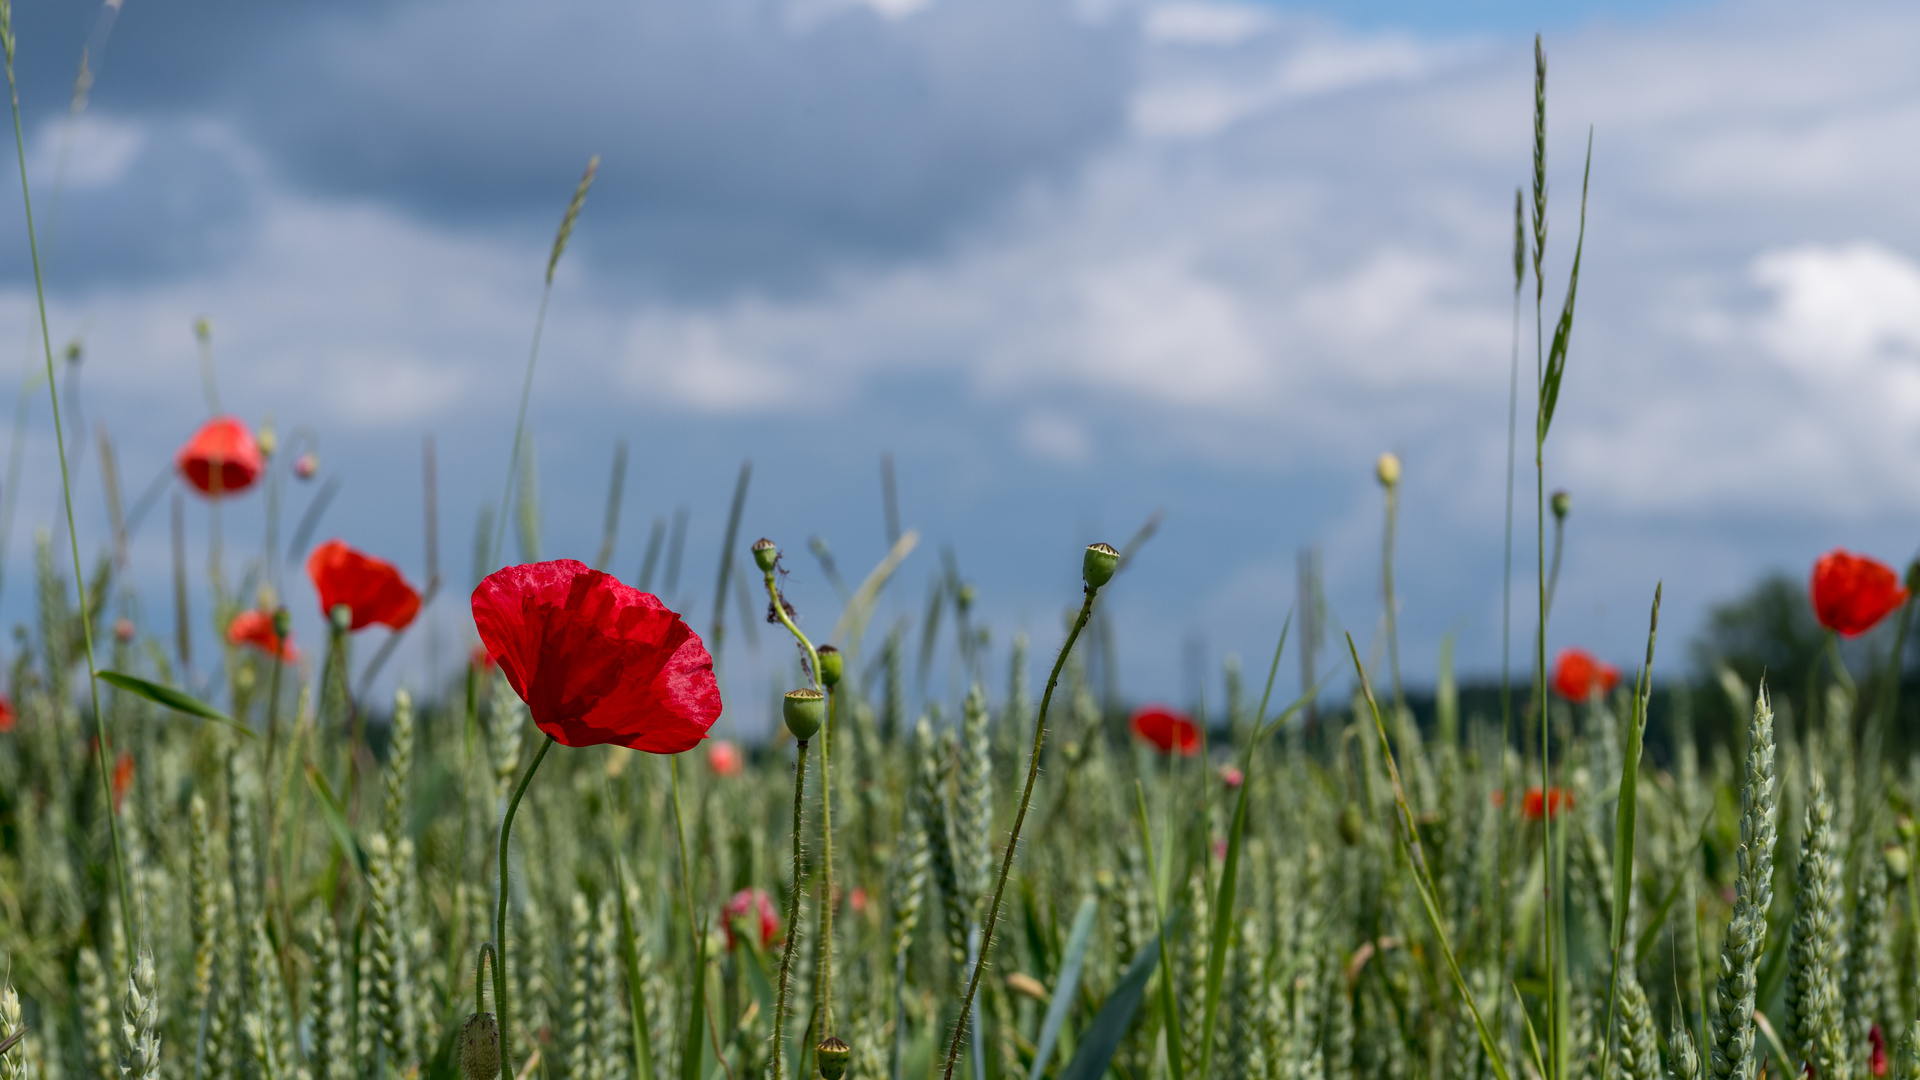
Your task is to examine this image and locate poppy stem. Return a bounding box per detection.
[763,568,822,690]
[819,686,836,1037]
[942,580,1102,1080]
[493,733,554,1080]
[771,738,811,1080]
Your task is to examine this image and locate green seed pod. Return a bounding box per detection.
[816,646,843,689]
[330,603,353,634]
[1900,816,1918,844]
[1083,543,1120,590]
[816,1037,851,1080]
[457,1012,500,1080]
[751,538,779,574]
[272,606,292,642]
[1551,489,1571,520]
[1886,843,1910,883]
[956,583,977,612]
[257,421,278,458]
[784,688,825,741]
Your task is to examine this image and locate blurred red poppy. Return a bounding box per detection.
[707,739,743,778]
[1522,786,1573,821]
[1130,705,1200,756]
[176,417,263,497]
[471,560,721,753]
[307,540,421,632]
[1552,648,1619,701]
[470,645,498,672]
[0,696,14,733]
[721,887,780,951]
[1870,1024,1888,1077]
[1811,549,1908,638]
[1218,764,1244,788]
[112,750,134,811]
[227,610,298,663]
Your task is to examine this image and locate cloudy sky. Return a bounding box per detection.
[0,0,1911,728]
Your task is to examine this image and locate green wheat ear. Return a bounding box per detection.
[1786,771,1846,1080]
[1708,686,1776,1080]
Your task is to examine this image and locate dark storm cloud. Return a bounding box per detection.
[23,0,1134,295]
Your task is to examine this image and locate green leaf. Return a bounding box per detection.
[680,917,708,1080]
[612,852,658,1080]
[303,765,365,874]
[97,670,251,735]
[1537,129,1593,444]
[1029,897,1098,1080]
[1057,906,1185,1080]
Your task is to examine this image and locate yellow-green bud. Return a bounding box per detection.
[1887,842,1911,883]
[457,1012,500,1080]
[1375,452,1401,488]
[330,604,353,634]
[956,583,977,612]
[1338,804,1364,846]
[1083,543,1119,590]
[1551,489,1571,521]
[272,606,292,642]
[257,420,278,458]
[751,538,779,574]
[1900,816,1918,844]
[784,688,825,741]
[816,1037,851,1080]
[816,646,842,689]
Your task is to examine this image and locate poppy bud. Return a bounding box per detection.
[1375,452,1400,488]
[816,645,843,689]
[1338,803,1364,846]
[294,453,319,481]
[272,606,292,643]
[194,316,211,342]
[1885,843,1910,883]
[330,604,353,634]
[816,1037,851,1080]
[457,1011,500,1080]
[956,583,976,612]
[113,618,135,643]
[1901,816,1918,844]
[1551,489,1571,520]
[257,421,277,459]
[1083,543,1119,590]
[784,688,825,741]
[752,538,779,574]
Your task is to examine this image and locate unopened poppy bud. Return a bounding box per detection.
[816,645,843,689]
[816,1037,851,1080]
[1551,489,1571,521]
[1885,842,1910,883]
[1375,452,1400,488]
[113,617,135,643]
[956,583,976,612]
[1901,816,1918,844]
[457,1011,500,1080]
[329,604,353,634]
[272,606,292,642]
[1338,803,1364,846]
[294,453,319,481]
[784,688,825,741]
[1083,543,1119,590]
[752,538,779,574]
[257,421,277,458]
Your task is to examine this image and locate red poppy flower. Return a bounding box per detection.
[307,540,421,632]
[721,887,780,951]
[227,610,298,663]
[112,750,134,811]
[1522,786,1573,821]
[1811,549,1909,638]
[1130,705,1200,756]
[1552,648,1620,701]
[471,560,721,753]
[175,417,263,497]
[0,696,14,733]
[707,739,743,778]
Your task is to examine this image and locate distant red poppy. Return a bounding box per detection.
[1130,705,1201,756]
[227,610,298,663]
[1522,786,1573,821]
[470,645,498,672]
[1552,649,1619,702]
[176,417,263,497]
[112,750,134,811]
[1218,764,1245,789]
[1811,549,1909,638]
[470,560,721,753]
[707,739,743,778]
[849,887,870,917]
[307,540,421,632]
[721,887,780,951]
[0,696,14,733]
[1870,1024,1888,1077]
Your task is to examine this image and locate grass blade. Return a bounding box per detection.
[611,850,657,1080]
[1028,896,1098,1080]
[1057,906,1184,1080]
[1134,780,1185,1080]
[1346,634,1511,1080]
[1536,129,1592,443]
[303,763,365,873]
[98,670,251,734]
[680,918,708,1080]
